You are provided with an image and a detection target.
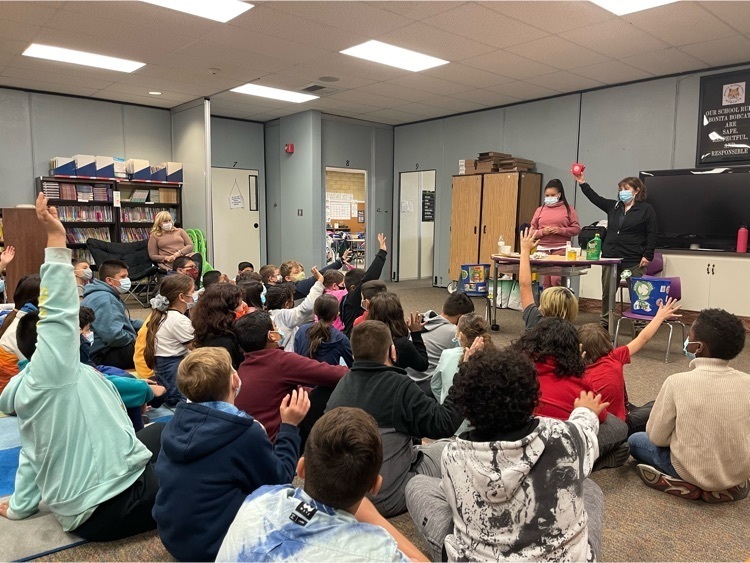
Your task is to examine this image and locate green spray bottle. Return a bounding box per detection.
[586,233,602,260]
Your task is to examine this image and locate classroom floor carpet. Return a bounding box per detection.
[8,280,750,561]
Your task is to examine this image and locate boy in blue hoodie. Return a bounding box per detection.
[0,194,160,541]
[153,347,310,562]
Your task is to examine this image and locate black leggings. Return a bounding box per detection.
[71,423,165,541]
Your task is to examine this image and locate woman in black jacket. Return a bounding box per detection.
[574,171,658,328]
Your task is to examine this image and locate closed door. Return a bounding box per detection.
[449,175,482,279]
[662,254,710,311]
[708,260,750,316]
[398,171,436,280]
[211,167,261,275]
[479,173,519,264]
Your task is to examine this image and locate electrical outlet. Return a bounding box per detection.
[297,209,303,216]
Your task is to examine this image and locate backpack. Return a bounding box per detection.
[579,222,607,249]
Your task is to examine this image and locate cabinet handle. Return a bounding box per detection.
[712,264,715,275]
[483,225,486,234]
[474,226,477,234]
[706,264,710,274]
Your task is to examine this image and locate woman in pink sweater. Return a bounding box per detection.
[148,211,197,272]
[530,179,581,287]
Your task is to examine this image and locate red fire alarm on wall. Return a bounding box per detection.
[285,144,294,154]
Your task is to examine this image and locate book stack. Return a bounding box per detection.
[129,189,150,203]
[159,188,178,204]
[149,189,160,204]
[120,206,172,223]
[60,183,77,200]
[41,180,61,198]
[75,185,94,201]
[71,248,95,264]
[499,157,535,172]
[93,184,111,202]
[475,152,511,173]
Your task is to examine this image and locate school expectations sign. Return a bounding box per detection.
[697,70,750,166]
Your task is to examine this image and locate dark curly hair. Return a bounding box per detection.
[452,348,539,432]
[513,317,585,378]
[693,308,746,360]
[191,283,243,346]
[265,283,294,311]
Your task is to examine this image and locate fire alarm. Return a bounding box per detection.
[285,144,294,154]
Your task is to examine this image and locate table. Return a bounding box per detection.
[490,254,623,336]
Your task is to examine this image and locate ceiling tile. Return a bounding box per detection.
[506,36,610,70]
[0,2,60,26]
[1,65,115,90]
[356,107,424,124]
[487,81,561,101]
[390,102,453,118]
[328,89,406,109]
[304,97,381,115]
[229,5,369,52]
[416,96,485,112]
[275,64,378,90]
[0,19,42,43]
[449,88,520,106]
[270,2,411,36]
[424,63,513,88]
[525,71,604,93]
[572,60,654,85]
[622,48,708,75]
[559,18,670,59]
[357,82,436,102]
[101,82,196,103]
[386,73,475,96]
[423,3,548,49]
[700,1,750,34]
[679,35,750,67]
[173,42,295,74]
[481,1,614,34]
[0,38,36,67]
[623,2,736,47]
[462,50,558,80]
[376,22,495,61]
[92,90,184,108]
[0,75,98,97]
[367,2,464,21]
[137,53,264,83]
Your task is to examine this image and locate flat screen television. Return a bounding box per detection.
[639,167,750,251]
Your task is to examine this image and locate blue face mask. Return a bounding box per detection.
[0,279,4,294]
[452,335,461,347]
[683,338,698,360]
[619,190,634,203]
[261,284,267,305]
[544,196,559,206]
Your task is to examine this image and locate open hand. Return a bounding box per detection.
[280,388,311,426]
[148,383,167,397]
[406,311,426,333]
[462,336,485,362]
[0,246,15,269]
[342,248,352,263]
[35,192,66,248]
[574,391,609,416]
[655,297,681,321]
[520,228,538,255]
[639,257,650,268]
[378,233,387,251]
[311,266,323,283]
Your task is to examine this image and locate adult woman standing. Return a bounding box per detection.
[530,179,581,287]
[148,211,201,273]
[574,171,658,328]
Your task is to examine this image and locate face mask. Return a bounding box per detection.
[0,279,4,294]
[184,267,199,281]
[162,222,174,231]
[619,190,634,203]
[80,268,93,281]
[544,196,559,206]
[293,272,306,282]
[361,299,367,309]
[84,331,94,345]
[683,338,699,360]
[186,296,196,310]
[452,335,461,347]
[269,329,285,343]
[275,274,283,283]
[261,284,267,305]
[116,277,131,294]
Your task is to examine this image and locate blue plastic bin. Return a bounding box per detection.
[458,263,490,296]
[629,277,671,317]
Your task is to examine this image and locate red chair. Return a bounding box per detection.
[613,275,686,363]
[618,252,664,313]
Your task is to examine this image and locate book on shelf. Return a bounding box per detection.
[66,227,111,244]
[71,248,95,265]
[58,205,114,223]
[119,206,174,223]
[41,181,61,199]
[149,189,160,203]
[75,184,94,201]
[121,227,150,243]
[129,189,150,203]
[159,188,178,204]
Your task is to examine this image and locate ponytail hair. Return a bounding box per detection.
[307,294,339,359]
[144,274,194,368]
[457,313,493,350]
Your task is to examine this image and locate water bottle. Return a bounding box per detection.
[497,235,505,255]
[737,225,748,253]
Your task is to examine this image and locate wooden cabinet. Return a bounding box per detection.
[2,208,46,298]
[449,172,542,279]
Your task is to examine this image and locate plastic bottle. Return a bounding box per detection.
[586,233,602,260]
[738,225,748,253]
[497,235,505,255]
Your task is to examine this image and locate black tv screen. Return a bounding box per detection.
[640,167,750,250]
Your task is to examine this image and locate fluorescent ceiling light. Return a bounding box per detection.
[22,44,145,72]
[230,83,318,103]
[149,91,162,95]
[141,0,253,23]
[589,0,680,16]
[340,40,449,72]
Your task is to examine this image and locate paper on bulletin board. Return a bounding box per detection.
[330,201,351,220]
[350,202,358,216]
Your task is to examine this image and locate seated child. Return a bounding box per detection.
[145,274,195,406]
[353,279,387,328]
[73,257,92,299]
[0,245,14,303]
[327,320,463,517]
[519,228,578,331]
[0,194,161,541]
[514,317,629,469]
[628,308,750,501]
[266,267,324,352]
[237,279,265,314]
[368,292,429,374]
[0,273,40,393]
[217,407,427,562]
[578,297,681,435]
[342,233,388,336]
[154,347,309,562]
[235,311,348,443]
[406,348,606,562]
[321,269,347,331]
[294,294,353,367]
[281,253,348,301]
[237,261,254,276]
[259,264,281,286]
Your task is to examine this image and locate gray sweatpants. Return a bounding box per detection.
[405,476,604,562]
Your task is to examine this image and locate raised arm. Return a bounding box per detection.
[277,268,325,330]
[627,298,681,357]
[519,228,537,310]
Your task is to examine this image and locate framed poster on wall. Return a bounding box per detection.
[697,69,750,167]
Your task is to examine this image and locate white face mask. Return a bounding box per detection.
[79,268,93,281]
[84,331,95,345]
[162,222,174,231]
[116,277,131,294]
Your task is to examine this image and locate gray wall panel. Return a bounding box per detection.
[264,122,282,265]
[0,89,34,206]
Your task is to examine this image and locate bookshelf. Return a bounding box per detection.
[37,176,184,264]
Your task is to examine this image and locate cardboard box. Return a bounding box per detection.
[126,159,150,180]
[95,156,115,178]
[113,157,127,178]
[150,164,167,182]
[165,162,183,183]
[74,154,96,176]
[50,157,75,176]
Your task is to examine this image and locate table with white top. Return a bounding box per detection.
[490,254,623,336]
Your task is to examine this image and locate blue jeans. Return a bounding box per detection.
[155,355,186,406]
[627,432,679,477]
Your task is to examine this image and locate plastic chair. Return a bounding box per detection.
[618,252,664,313]
[614,275,686,363]
[86,238,160,308]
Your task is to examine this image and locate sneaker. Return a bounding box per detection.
[594,442,630,470]
[700,480,750,503]
[636,464,701,500]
